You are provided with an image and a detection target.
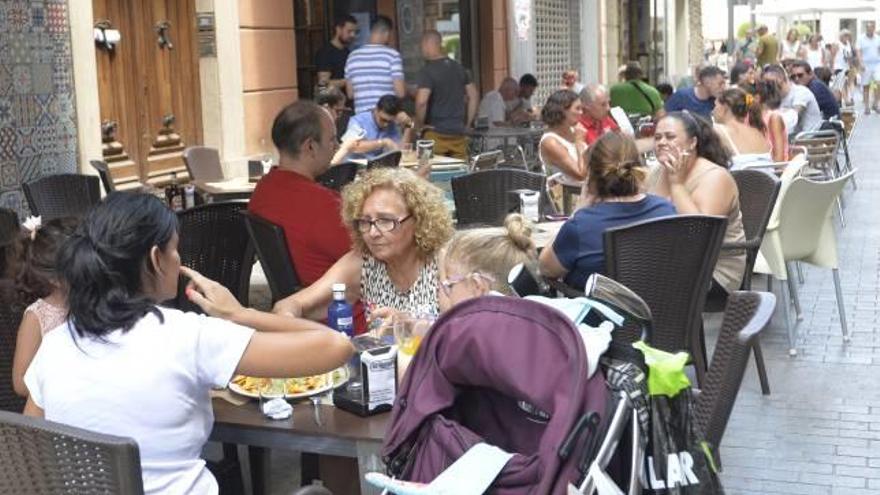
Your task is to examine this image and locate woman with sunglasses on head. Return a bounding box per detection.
[650,111,746,296]
[274,167,454,326]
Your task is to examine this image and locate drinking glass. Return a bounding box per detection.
[416,140,435,167]
[400,143,416,164]
[394,312,434,358]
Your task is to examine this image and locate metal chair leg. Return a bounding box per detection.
[841,138,857,189]
[832,268,850,343]
[785,264,803,321]
[796,261,804,285]
[753,339,771,395]
[780,276,797,356]
[836,197,846,228]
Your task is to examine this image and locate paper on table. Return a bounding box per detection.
[610,106,635,137]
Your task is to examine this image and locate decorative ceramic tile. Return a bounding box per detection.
[12,64,31,94]
[1,160,19,190]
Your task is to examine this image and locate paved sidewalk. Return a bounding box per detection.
[714,114,880,495]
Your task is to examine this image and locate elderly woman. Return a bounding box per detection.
[650,111,746,295]
[274,168,454,322]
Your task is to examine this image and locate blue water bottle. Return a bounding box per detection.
[327,283,354,337]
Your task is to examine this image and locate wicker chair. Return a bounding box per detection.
[183,146,225,182]
[0,285,29,413]
[89,159,116,194]
[174,201,253,313]
[0,208,18,245]
[22,174,102,220]
[0,410,144,494]
[242,211,302,303]
[694,291,776,468]
[451,169,550,227]
[316,162,359,192]
[604,214,727,388]
[366,150,402,170]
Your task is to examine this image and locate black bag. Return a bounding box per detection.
[641,390,724,494]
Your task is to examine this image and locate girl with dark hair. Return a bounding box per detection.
[713,87,773,168]
[756,80,789,161]
[540,133,676,289]
[11,217,78,398]
[22,192,352,494]
[539,89,587,183]
[650,111,746,295]
[729,62,757,93]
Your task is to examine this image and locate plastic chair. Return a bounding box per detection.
[174,201,254,312]
[242,211,302,303]
[183,146,225,182]
[604,214,728,388]
[451,169,548,227]
[366,150,402,170]
[21,174,102,220]
[754,171,855,355]
[0,410,144,494]
[316,162,359,192]
[793,130,845,226]
[0,285,29,413]
[694,291,776,469]
[469,150,502,172]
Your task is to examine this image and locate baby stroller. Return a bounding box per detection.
[380,295,614,494]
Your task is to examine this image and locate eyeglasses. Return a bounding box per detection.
[353,215,411,234]
[439,272,495,295]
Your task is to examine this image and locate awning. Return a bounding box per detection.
[753,0,876,16]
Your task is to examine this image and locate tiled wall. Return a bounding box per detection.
[239,0,298,158]
[0,0,78,218]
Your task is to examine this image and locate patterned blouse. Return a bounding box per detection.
[25,298,67,336]
[360,255,439,317]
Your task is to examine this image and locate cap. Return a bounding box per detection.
[332,283,346,292]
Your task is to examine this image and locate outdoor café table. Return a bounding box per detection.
[193,177,256,202]
[531,220,565,250]
[211,398,389,495]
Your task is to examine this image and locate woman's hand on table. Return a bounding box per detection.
[181,266,242,319]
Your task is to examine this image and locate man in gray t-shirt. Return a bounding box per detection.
[414,30,478,159]
[762,64,822,135]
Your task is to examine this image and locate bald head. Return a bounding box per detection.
[499,77,519,101]
[580,84,610,121]
[421,30,443,58]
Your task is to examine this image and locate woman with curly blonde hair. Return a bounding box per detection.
[274,167,454,325]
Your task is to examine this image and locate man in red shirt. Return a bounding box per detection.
[577,83,619,145]
[249,101,363,325]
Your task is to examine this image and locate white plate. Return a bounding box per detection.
[228,367,349,400]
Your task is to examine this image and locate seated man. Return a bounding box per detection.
[578,83,619,145]
[249,100,365,329]
[665,65,726,117]
[477,77,521,127]
[789,60,840,120]
[762,64,823,135]
[509,73,539,123]
[340,94,412,161]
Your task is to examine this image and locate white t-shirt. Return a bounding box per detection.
[857,34,880,66]
[477,90,506,127]
[781,84,822,135]
[25,308,254,495]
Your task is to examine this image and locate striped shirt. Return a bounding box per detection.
[345,44,404,114]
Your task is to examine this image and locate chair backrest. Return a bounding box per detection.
[731,169,781,288]
[242,211,302,303]
[469,150,502,172]
[175,201,253,312]
[0,410,144,494]
[366,150,402,170]
[89,159,115,193]
[22,174,102,220]
[776,172,853,263]
[792,132,838,174]
[316,162,360,192]
[0,208,19,246]
[0,286,29,413]
[498,145,528,170]
[451,169,547,226]
[603,215,727,351]
[183,146,225,182]
[694,291,775,461]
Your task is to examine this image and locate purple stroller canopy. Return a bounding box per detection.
[382,296,610,494]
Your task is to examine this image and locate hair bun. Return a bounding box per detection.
[503,213,535,252]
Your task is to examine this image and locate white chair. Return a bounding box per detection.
[754,170,855,355]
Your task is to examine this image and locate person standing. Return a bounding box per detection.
[756,25,780,68]
[804,35,827,70]
[344,16,405,115]
[414,30,478,159]
[665,65,727,117]
[609,61,665,120]
[830,30,855,106]
[780,28,803,61]
[315,14,357,92]
[856,21,880,114]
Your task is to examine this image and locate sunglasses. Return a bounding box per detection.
[790,73,807,80]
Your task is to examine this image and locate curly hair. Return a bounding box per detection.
[341,168,454,258]
[541,89,580,127]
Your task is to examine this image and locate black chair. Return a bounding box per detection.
[22,174,102,220]
[451,169,550,226]
[242,211,302,303]
[174,201,254,313]
[316,162,359,192]
[366,150,402,170]
[0,208,19,246]
[90,159,116,193]
[705,169,780,395]
[0,410,144,494]
[604,214,727,388]
[0,284,29,413]
[694,291,775,468]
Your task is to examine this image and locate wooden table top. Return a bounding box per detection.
[212,398,389,444]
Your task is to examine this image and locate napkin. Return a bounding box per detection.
[261,397,293,420]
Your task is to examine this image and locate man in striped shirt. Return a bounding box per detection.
[344,16,406,115]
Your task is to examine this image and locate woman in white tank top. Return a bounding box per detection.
[805,35,826,69]
[538,89,587,184]
[781,28,803,60]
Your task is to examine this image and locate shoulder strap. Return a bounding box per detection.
[715,124,740,155]
[628,81,657,113]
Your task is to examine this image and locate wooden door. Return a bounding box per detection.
[94,0,202,187]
